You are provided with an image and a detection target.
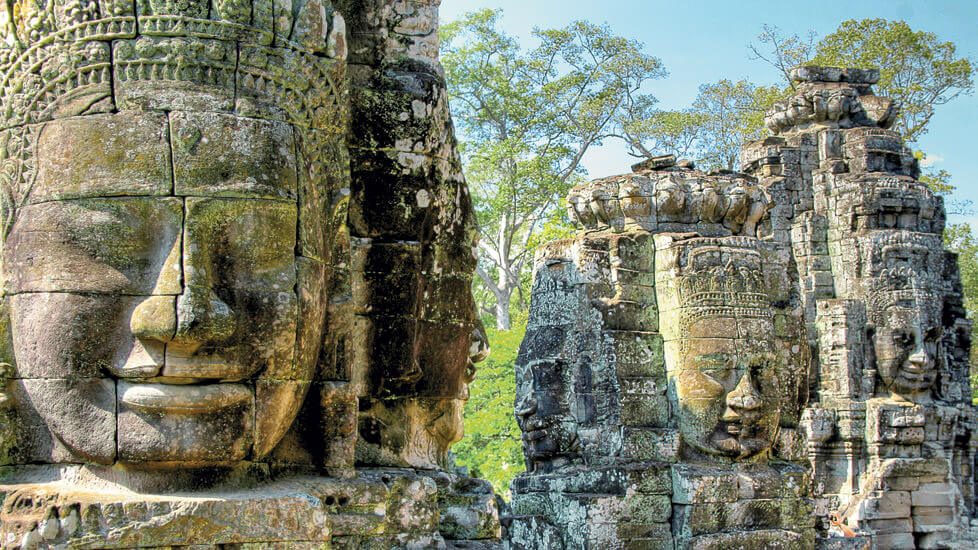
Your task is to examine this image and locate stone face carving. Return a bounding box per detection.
[0,0,501,547]
[0,0,345,470]
[654,235,808,461]
[739,67,978,549]
[512,66,978,549]
[510,160,814,548]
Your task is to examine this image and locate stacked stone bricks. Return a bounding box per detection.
[511,66,978,550]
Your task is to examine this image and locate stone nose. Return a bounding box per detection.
[171,287,237,349]
[907,340,932,370]
[721,370,763,422]
[131,288,236,350]
[515,396,538,420]
[131,295,177,343]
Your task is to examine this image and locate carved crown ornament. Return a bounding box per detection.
[0,0,347,132]
[566,165,772,237]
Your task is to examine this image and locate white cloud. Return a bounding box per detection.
[920,154,945,168]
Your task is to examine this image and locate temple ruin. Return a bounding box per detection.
[0,0,974,548]
[509,67,978,549]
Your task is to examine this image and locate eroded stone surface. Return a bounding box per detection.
[512,65,978,549]
[0,0,499,547]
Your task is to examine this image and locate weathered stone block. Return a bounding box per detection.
[624,428,679,462]
[8,198,182,295]
[352,241,422,317]
[183,198,297,291]
[171,111,298,200]
[32,112,171,203]
[911,505,954,533]
[682,528,813,550]
[852,491,910,521]
[621,391,669,427]
[869,533,914,550]
[671,466,740,504]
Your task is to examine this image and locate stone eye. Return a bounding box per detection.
[894,331,914,346]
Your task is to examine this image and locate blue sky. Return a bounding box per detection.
[440,0,978,224]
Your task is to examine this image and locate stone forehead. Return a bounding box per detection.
[865,286,944,325]
[656,235,768,270]
[833,174,938,208]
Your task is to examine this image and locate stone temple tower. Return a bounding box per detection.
[741,66,978,549]
[509,66,978,550]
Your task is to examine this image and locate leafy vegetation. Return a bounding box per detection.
[453,320,527,497]
[442,9,666,330]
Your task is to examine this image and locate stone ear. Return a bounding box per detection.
[0,296,14,371]
[862,324,875,362]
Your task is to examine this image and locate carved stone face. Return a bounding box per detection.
[515,359,578,472]
[654,235,806,462]
[872,303,942,398]
[666,316,784,459]
[4,110,322,467]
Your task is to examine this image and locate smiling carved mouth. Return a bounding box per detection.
[120,382,252,414]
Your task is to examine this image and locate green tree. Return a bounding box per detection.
[617,109,707,161]
[749,24,817,91]
[690,79,785,171]
[441,10,666,329]
[752,19,973,144]
[453,320,527,497]
[811,19,973,143]
[943,223,978,402]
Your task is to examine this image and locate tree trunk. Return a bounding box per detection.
[494,291,511,330]
[493,264,513,330]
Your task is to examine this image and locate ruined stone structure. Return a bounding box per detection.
[510,67,978,549]
[0,0,501,547]
[743,67,978,550]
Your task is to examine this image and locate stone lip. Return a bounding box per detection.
[120,382,251,414]
[791,65,881,85]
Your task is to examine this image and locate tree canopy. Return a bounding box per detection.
[441,9,666,329]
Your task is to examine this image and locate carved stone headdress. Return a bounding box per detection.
[656,236,775,338]
[859,231,946,327]
[0,0,345,128]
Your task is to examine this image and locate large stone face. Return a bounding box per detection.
[0,0,500,547]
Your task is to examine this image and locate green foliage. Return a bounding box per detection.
[943,223,978,402]
[750,24,818,90]
[454,321,527,498]
[690,80,787,171]
[620,80,788,171]
[809,19,974,143]
[442,10,666,329]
